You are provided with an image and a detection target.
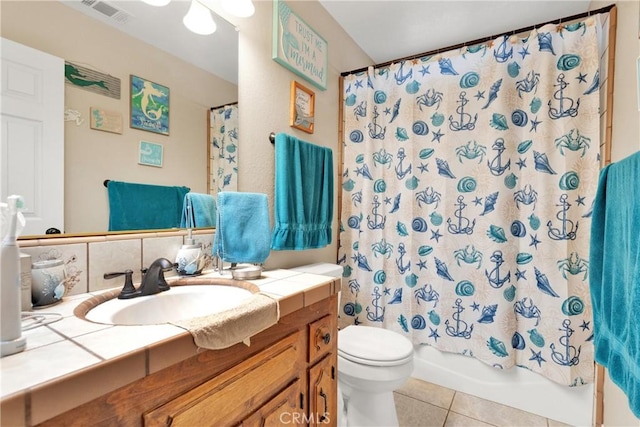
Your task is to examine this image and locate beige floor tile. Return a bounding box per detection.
[547,418,574,427]
[445,411,496,427]
[394,392,448,427]
[450,392,548,427]
[396,377,456,409]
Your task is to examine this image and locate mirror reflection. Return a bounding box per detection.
[209,103,239,194]
[0,0,238,237]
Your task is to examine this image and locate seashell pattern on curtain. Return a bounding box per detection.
[210,104,239,195]
[338,15,604,386]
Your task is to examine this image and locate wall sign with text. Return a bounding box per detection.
[290,81,315,134]
[272,0,328,91]
[138,141,163,167]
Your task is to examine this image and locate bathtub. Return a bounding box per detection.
[411,345,594,426]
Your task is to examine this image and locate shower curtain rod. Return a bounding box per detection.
[341,3,614,76]
[210,101,238,111]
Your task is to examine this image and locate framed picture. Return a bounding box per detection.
[290,81,315,134]
[138,141,164,167]
[90,107,123,134]
[273,0,328,91]
[130,75,169,135]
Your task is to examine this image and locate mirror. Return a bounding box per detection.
[209,103,239,195]
[0,0,238,237]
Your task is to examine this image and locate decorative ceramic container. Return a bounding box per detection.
[175,244,205,276]
[31,259,66,307]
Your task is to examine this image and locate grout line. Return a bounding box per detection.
[442,410,450,427]
[449,390,456,411]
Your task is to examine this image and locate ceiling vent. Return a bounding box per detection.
[79,0,133,25]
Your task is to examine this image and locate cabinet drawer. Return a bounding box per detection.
[144,331,305,427]
[309,314,336,363]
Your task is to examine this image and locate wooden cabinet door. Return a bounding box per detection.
[241,379,303,427]
[144,331,304,427]
[308,353,337,427]
[308,314,336,364]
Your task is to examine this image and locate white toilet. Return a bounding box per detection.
[338,325,414,427]
[290,263,414,427]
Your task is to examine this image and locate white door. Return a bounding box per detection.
[1,38,64,236]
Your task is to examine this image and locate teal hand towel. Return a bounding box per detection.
[107,180,190,231]
[271,133,333,250]
[180,193,217,228]
[589,151,640,417]
[213,192,271,264]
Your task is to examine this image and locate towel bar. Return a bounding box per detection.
[269,132,275,144]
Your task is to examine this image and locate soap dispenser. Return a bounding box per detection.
[175,230,204,276]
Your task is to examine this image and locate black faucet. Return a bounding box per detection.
[104,258,176,299]
[139,258,176,296]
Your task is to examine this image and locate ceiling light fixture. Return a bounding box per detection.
[140,0,171,6]
[139,0,255,35]
[183,0,217,35]
[220,0,255,18]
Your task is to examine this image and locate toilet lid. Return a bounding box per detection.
[338,325,413,367]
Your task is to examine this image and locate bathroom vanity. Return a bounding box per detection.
[46,296,336,426]
[0,270,339,427]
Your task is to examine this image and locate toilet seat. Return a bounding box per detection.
[338,325,413,367]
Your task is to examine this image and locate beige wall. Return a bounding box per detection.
[589,0,640,425]
[233,0,371,269]
[609,0,640,160]
[1,1,237,233]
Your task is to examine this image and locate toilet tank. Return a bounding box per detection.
[290,263,343,282]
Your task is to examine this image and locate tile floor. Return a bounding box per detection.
[393,378,573,427]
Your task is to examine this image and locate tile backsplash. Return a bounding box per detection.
[18,230,215,304]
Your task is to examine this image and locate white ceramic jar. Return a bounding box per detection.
[31,259,66,307]
[175,244,204,276]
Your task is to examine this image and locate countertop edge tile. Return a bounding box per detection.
[0,393,25,426]
[30,351,146,425]
[147,332,199,374]
[275,293,305,318]
[303,282,332,306]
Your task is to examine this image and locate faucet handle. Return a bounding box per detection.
[104,270,140,299]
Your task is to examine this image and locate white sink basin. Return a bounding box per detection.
[85,284,255,326]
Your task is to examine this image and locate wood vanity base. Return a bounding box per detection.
[38,295,338,427]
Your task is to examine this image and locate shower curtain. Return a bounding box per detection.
[210,104,239,195]
[339,16,603,385]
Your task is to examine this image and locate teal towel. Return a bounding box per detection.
[271,133,333,250]
[589,151,640,417]
[180,193,217,228]
[107,180,190,231]
[213,192,271,264]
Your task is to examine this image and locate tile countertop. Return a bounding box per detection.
[0,268,340,425]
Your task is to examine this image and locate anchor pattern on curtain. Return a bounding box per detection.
[338,17,602,385]
[210,104,239,195]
